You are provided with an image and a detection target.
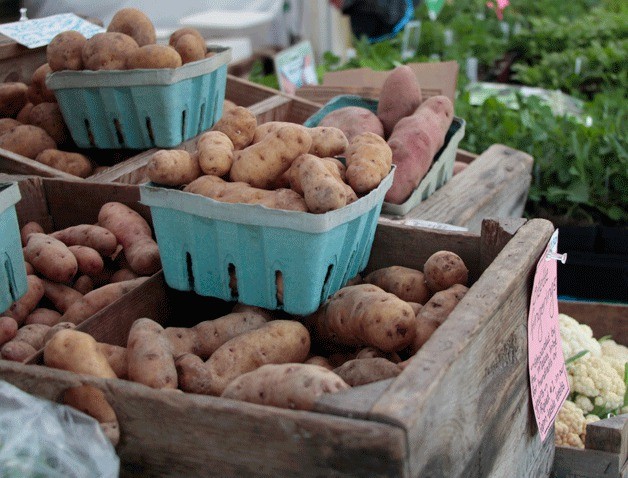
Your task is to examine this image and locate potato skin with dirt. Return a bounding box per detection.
[423,250,469,293]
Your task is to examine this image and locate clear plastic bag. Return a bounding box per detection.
[0,380,120,478]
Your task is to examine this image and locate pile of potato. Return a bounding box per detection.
[317,64,465,205]
[147,103,393,214]
[0,202,161,362]
[34,248,469,445]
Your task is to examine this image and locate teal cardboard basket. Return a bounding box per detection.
[304,94,466,216]
[140,167,395,316]
[0,182,27,314]
[46,47,231,149]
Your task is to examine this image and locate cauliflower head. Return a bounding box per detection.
[601,339,628,378]
[567,354,626,415]
[555,399,601,448]
[559,313,601,360]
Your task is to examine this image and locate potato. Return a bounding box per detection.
[50,223,119,258]
[0,316,18,346]
[333,357,403,386]
[126,44,182,69]
[304,355,334,370]
[169,27,205,48]
[127,318,177,390]
[59,277,149,325]
[73,274,95,294]
[8,323,50,350]
[97,202,161,276]
[453,161,468,175]
[0,118,21,136]
[106,7,156,47]
[1,275,44,326]
[27,102,69,145]
[82,32,139,71]
[175,319,311,396]
[354,346,402,363]
[344,132,392,194]
[308,283,416,353]
[44,329,118,425]
[230,124,312,189]
[16,102,33,123]
[24,307,62,327]
[417,283,469,327]
[98,343,128,379]
[423,250,469,293]
[0,340,37,361]
[172,33,206,64]
[184,174,309,212]
[196,130,234,177]
[164,310,269,360]
[307,126,349,158]
[364,265,431,305]
[0,82,28,117]
[23,233,78,283]
[0,124,57,159]
[221,363,350,410]
[318,106,385,142]
[377,65,423,137]
[35,149,93,177]
[47,30,87,71]
[408,315,440,355]
[252,121,308,144]
[146,149,201,186]
[43,321,76,344]
[67,245,105,277]
[20,221,44,246]
[29,64,56,103]
[212,106,257,150]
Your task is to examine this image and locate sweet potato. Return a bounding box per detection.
[59,276,149,325]
[23,232,78,283]
[229,124,312,189]
[221,363,350,410]
[308,283,416,353]
[364,265,431,304]
[333,357,403,386]
[176,319,311,396]
[0,316,18,346]
[317,106,385,142]
[344,132,392,194]
[164,310,269,360]
[377,65,423,137]
[211,106,257,150]
[44,329,118,435]
[50,223,119,258]
[98,202,161,275]
[1,274,44,325]
[127,318,177,390]
[146,149,201,186]
[423,250,469,293]
[196,130,235,177]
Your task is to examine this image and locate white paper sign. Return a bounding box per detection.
[0,13,105,49]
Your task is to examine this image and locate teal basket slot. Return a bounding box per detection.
[140,167,394,316]
[0,183,28,313]
[46,48,231,149]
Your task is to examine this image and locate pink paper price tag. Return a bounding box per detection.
[528,228,569,442]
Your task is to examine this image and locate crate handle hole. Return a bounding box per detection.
[3,253,18,302]
[145,117,155,145]
[275,270,283,306]
[113,119,125,146]
[84,119,96,147]
[320,264,334,303]
[197,103,206,133]
[186,252,194,289]
[181,110,187,140]
[228,263,238,300]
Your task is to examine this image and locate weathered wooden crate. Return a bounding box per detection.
[0,206,556,477]
[552,300,628,478]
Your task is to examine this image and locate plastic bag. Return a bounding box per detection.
[0,380,119,478]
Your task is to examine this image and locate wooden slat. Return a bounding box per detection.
[387,144,533,233]
[456,149,479,164]
[0,149,80,178]
[369,218,554,477]
[553,446,624,478]
[0,35,46,83]
[558,300,628,346]
[586,415,628,460]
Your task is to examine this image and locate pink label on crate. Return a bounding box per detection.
[528,229,569,442]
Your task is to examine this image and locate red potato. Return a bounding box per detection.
[423,250,469,293]
[41,278,84,314]
[20,221,44,246]
[97,202,161,276]
[1,340,37,361]
[317,106,385,142]
[24,307,62,327]
[68,245,105,276]
[377,65,423,137]
[73,275,95,295]
[1,275,45,326]
[0,316,18,345]
[50,224,119,258]
[23,233,78,283]
[333,357,403,386]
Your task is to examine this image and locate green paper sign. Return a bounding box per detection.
[425,0,445,20]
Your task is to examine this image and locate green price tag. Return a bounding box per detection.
[425,0,445,20]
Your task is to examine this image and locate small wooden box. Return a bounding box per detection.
[0,190,556,477]
[553,300,628,478]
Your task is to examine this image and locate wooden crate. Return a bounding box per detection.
[0,206,556,477]
[553,300,628,478]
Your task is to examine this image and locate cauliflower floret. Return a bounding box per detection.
[568,354,626,414]
[555,400,602,449]
[601,339,628,378]
[559,313,602,360]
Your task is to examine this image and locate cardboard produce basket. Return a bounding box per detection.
[0,212,556,477]
[552,299,628,478]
